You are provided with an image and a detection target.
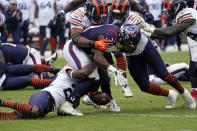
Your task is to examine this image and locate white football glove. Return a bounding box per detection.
[140,29,152,38]
[107,65,127,87]
[143,23,155,33]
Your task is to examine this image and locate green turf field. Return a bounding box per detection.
[1,51,197,131]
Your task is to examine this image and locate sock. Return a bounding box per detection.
[115,55,127,78]
[31,78,52,88]
[0,111,18,120]
[164,73,184,94]
[146,83,169,96]
[1,100,32,114]
[41,58,46,65]
[38,37,44,49]
[33,64,51,74]
[50,37,57,52]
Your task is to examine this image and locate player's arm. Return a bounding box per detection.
[151,19,196,39]
[128,0,154,23]
[53,1,58,14]
[66,63,97,79]
[71,27,109,52]
[63,0,86,13]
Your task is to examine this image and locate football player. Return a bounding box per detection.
[16,0,35,45]
[118,24,196,109]
[0,63,98,120]
[149,63,190,85]
[34,0,57,54]
[143,0,197,101]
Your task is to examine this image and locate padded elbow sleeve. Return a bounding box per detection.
[72,32,82,45]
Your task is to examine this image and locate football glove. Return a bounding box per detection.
[94,40,109,52]
[142,9,154,24]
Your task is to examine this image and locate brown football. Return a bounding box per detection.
[89,92,111,105]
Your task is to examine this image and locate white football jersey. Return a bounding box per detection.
[69,7,109,30]
[0,0,9,11]
[42,65,76,109]
[176,8,197,62]
[35,0,56,26]
[69,7,93,30]
[17,0,34,21]
[145,0,162,21]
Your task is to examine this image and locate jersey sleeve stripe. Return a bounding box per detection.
[77,9,85,16]
[177,13,192,21]
[73,12,83,19]
[178,15,192,23]
[69,18,83,26]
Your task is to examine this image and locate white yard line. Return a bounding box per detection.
[97,113,197,118]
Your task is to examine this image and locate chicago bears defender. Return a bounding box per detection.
[118,24,196,109]
[143,0,197,101]
[0,63,98,119]
[0,12,8,43]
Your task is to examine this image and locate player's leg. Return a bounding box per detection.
[127,53,178,108]
[189,61,197,101]
[38,26,45,50]
[2,75,52,90]
[0,91,55,119]
[113,52,133,98]
[145,42,196,109]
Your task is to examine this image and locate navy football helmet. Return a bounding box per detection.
[85,0,108,25]
[118,24,141,53]
[111,0,130,25]
[164,0,186,22]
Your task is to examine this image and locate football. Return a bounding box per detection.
[89,92,111,105]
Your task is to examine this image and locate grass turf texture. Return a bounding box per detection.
[1,51,197,131]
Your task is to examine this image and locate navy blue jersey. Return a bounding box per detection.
[0,43,28,65]
[80,24,119,55]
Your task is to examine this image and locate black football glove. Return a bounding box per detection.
[142,9,154,24]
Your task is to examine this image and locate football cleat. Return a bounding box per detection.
[83,96,106,109]
[121,81,133,98]
[181,88,196,109]
[165,90,178,109]
[107,99,120,112]
[45,52,58,66]
[59,101,83,116]
[191,89,197,101]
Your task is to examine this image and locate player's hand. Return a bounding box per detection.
[107,65,127,87]
[142,9,154,24]
[52,10,65,22]
[142,24,155,33]
[95,40,109,52]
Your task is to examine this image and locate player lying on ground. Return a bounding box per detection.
[0,64,59,90]
[142,0,197,101]
[0,63,98,120]
[149,62,190,85]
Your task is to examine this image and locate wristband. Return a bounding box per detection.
[89,40,95,48]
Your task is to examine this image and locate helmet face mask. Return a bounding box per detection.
[117,24,141,53]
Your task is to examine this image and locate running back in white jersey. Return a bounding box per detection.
[42,65,75,109]
[17,0,34,21]
[35,0,56,26]
[145,0,162,21]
